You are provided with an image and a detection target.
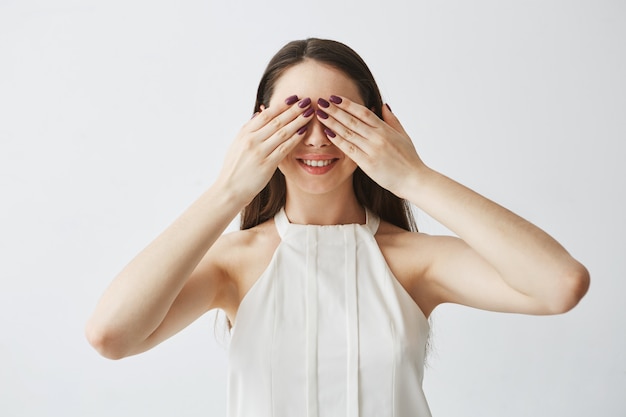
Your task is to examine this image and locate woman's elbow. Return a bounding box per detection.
[545,261,590,314]
[85,321,132,360]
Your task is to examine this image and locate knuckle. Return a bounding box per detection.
[357,108,371,121]
[270,117,283,129]
[275,141,290,156]
[276,127,290,141]
[346,116,359,130]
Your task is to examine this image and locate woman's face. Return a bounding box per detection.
[268,59,364,196]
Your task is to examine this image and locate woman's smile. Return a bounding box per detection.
[296,154,340,175]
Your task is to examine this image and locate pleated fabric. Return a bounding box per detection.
[227,208,432,417]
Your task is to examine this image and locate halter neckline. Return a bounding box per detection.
[274,206,380,239]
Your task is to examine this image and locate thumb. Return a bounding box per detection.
[382,103,408,135]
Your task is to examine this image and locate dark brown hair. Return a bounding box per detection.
[240,38,417,232]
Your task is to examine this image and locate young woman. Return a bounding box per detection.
[86,38,589,416]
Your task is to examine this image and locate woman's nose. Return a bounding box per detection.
[302,118,331,148]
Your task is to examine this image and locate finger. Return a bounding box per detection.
[264,119,310,165]
[318,114,372,157]
[321,95,381,131]
[316,99,372,155]
[322,126,368,165]
[243,94,299,132]
[244,104,282,132]
[265,132,304,166]
[255,97,312,140]
[261,104,315,159]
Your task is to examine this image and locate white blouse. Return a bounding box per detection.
[228,208,431,417]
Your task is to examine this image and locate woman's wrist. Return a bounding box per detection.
[399,163,438,205]
[209,178,254,213]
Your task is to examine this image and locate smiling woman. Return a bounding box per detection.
[85,38,589,417]
[241,39,415,232]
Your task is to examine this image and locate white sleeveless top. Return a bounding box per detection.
[227,208,432,417]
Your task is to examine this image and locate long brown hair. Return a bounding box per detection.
[240,38,417,232]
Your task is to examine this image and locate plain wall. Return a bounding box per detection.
[1,0,624,416]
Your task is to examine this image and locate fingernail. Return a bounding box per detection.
[303,107,315,117]
[251,111,259,119]
[329,95,342,104]
[298,97,311,108]
[297,125,308,135]
[323,127,336,138]
[385,103,393,113]
[317,98,330,108]
[285,95,299,105]
[316,109,328,119]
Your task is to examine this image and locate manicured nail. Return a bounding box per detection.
[316,109,328,119]
[285,95,299,105]
[329,95,342,104]
[303,107,315,117]
[323,127,336,138]
[317,98,330,108]
[298,97,311,108]
[297,125,308,135]
[385,103,393,113]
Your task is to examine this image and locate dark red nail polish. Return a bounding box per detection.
[324,127,336,138]
[297,125,308,135]
[317,98,330,108]
[285,95,299,105]
[385,103,393,113]
[298,97,311,108]
[316,109,328,119]
[303,107,315,117]
[329,95,342,104]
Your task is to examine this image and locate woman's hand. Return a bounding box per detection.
[216,95,314,206]
[315,95,425,199]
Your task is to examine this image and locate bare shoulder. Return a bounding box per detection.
[374,221,430,280]
[374,220,455,317]
[209,219,281,321]
[211,220,275,256]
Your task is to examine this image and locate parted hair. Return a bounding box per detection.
[239,38,417,232]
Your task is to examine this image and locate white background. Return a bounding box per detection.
[1,0,624,416]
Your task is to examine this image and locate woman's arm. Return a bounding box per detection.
[404,168,589,314]
[317,96,589,315]
[85,95,314,359]
[85,186,241,359]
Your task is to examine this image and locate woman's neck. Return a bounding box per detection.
[283,187,365,226]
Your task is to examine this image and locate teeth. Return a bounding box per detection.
[302,159,333,167]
